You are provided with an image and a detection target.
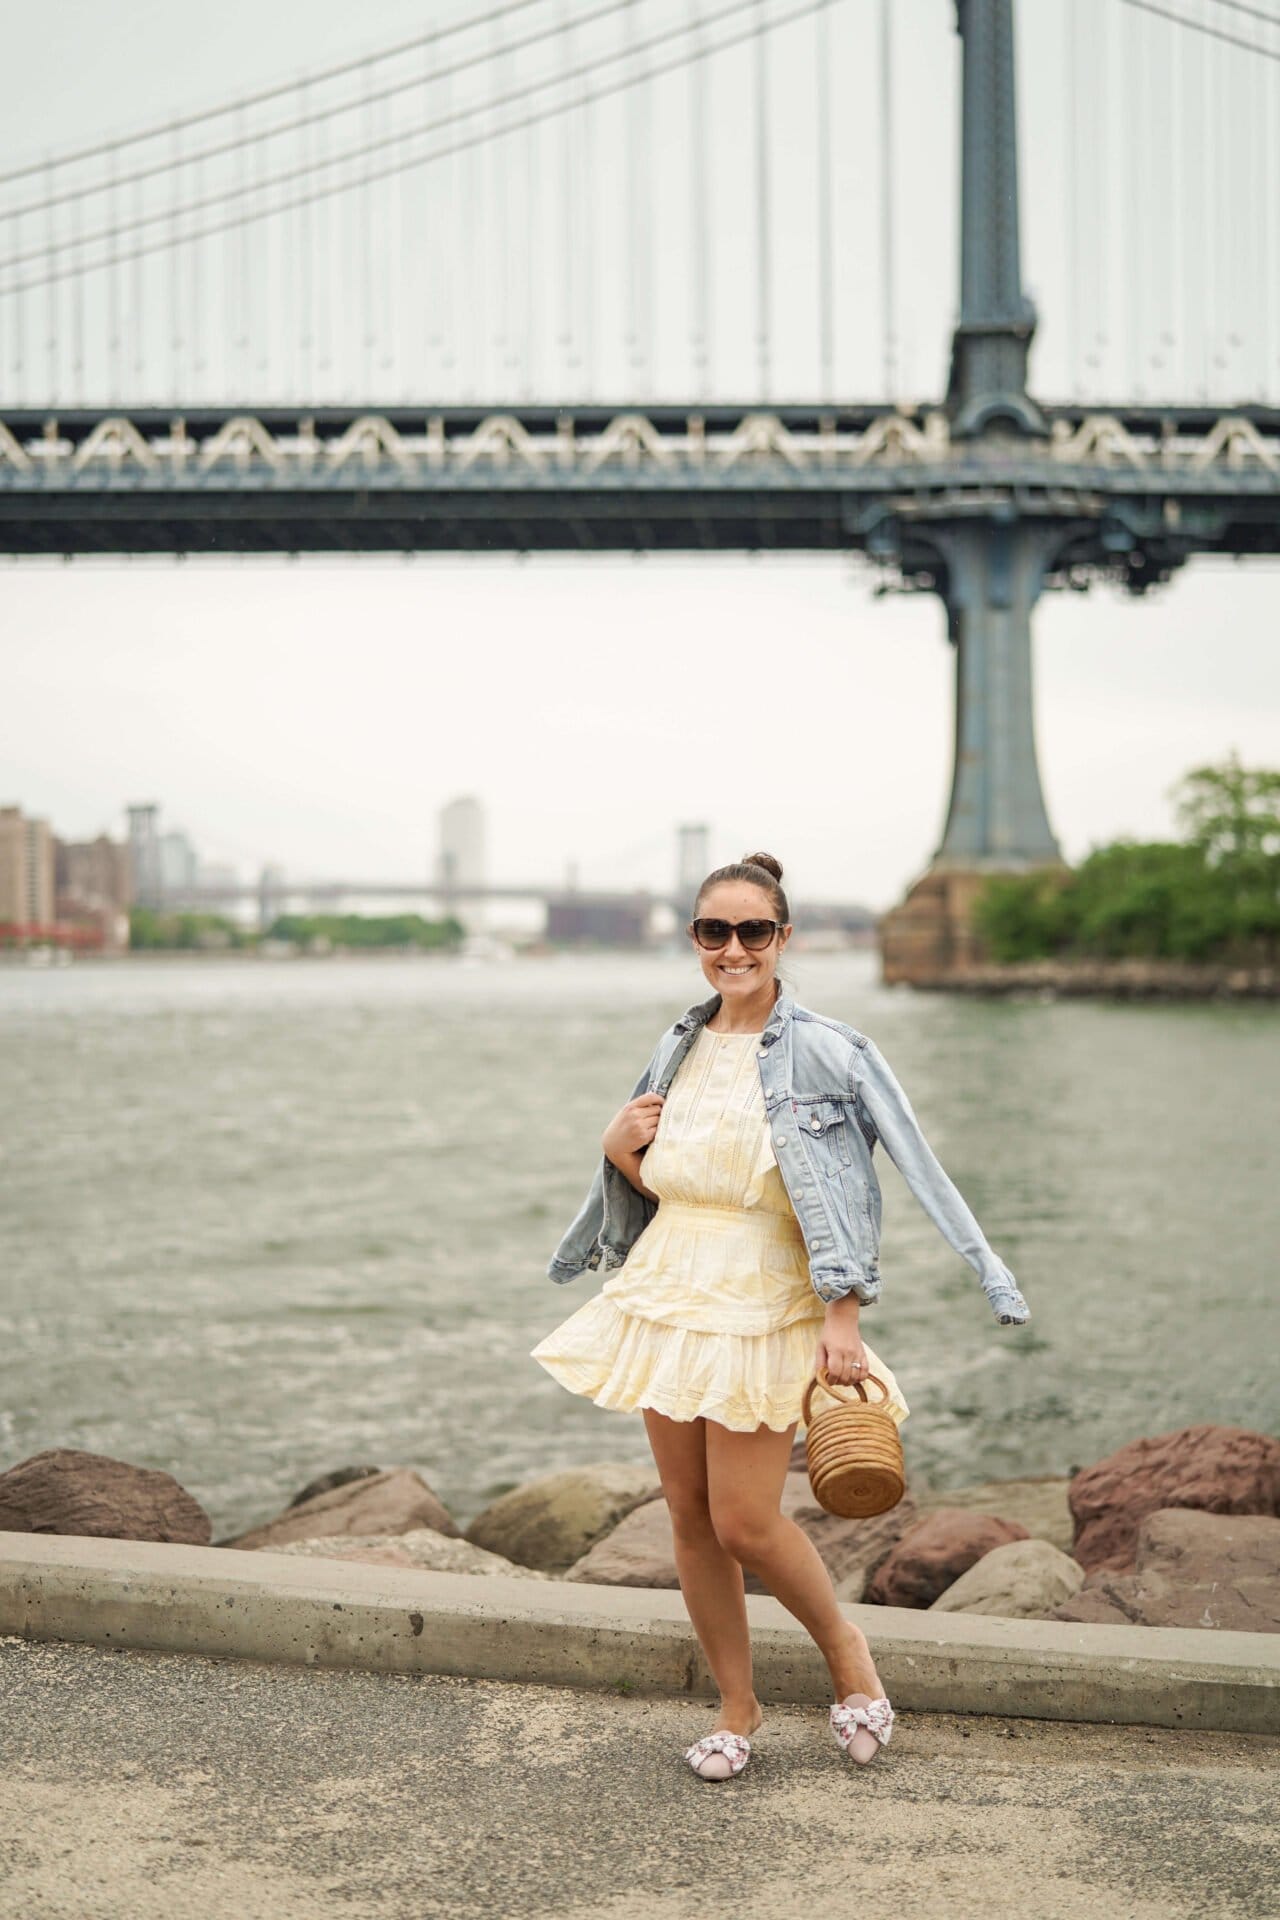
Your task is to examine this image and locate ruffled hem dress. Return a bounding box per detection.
[530,1023,910,1434]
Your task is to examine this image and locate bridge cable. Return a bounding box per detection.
[815,0,833,402]
[1201,0,1280,25]
[879,0,894,401]
[1,0,672,226]
[1116,0,1280,62]
[756,0,773,400]
[690,0,711,394]
[0,0,780,277]
[0,0,556,187]
[0,0,832,299]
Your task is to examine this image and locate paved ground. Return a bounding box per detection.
[1,1635,1276,1920]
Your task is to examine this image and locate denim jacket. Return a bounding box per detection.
[547,986,1030,1326]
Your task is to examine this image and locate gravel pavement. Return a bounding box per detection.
[1,1634,1277,1920]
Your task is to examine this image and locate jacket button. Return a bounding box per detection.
[810,1118,821,1131]
[774,1133,787,1146]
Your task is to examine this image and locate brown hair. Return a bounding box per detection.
[693,851,791,992]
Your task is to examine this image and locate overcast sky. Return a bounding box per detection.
[4,0,1278,914]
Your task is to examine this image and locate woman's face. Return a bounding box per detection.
[691,880,791,1003]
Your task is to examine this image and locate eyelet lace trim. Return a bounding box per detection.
[684,1731,752,1774]
[829,1696,895,1751]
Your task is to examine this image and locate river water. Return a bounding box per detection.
[1,949,1275,1542]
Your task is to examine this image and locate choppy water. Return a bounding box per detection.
[1,949,1275,1541]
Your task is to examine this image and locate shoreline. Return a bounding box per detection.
[893,958,1279,1000]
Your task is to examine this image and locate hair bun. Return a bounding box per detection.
[742,850,783,883]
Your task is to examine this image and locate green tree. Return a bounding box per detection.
[1172,752,1280,866]
[971,755,1279,965]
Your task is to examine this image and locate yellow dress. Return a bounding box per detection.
[531,1024,910,1434]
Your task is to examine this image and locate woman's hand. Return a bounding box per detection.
[816,1299,870,1387]
[602,1094,665,1168]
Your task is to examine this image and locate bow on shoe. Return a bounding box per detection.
[829,1697,895,1752]
[684,1732,751,1775]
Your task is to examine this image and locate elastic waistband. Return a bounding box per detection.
[655,1199,798,1233]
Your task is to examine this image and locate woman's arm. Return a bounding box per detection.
[603,1093,665,1202]
[853,1037,1030,1325]
[816,1295,870,1385]
[604,1142,661,1202]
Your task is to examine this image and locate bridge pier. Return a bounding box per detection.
[932,522,1062,871]
[880,521,1067,984]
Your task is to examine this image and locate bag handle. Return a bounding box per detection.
[801,1364,891,1427]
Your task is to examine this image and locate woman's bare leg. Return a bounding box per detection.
[642,1408,762,1743]
[706,1418,884,1702]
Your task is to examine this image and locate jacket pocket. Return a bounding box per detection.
[794,1097,853,1172]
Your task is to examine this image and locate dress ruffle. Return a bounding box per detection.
[531,1283,909,1433]
[531,1291,836,1432]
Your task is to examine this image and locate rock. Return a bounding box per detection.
[0,1447,211,1544]
[1068,1425,1280,1573]
[745,1477,919,1604]
[1048,1508,1280,1631]
[916,1476,1074,1556]
[267,1528,554,1579]
[865,1510,1029,1609]
[928,1537,1085,1618]
[221,1467,460,1551]
[562,1493,681,1588]
[563,1473,918,1597]
[286,1466,382,1509]
[464,1463,661,1573]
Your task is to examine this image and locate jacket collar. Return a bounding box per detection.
[674,982,795,1046]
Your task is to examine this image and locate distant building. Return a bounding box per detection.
[0,805,55,934]
[126,803,163,906]
[54,834,131,953]
[258,863,287,931]
[436,795,486,933]
[546,897,650,947]
[677,824,710,904]
[158,830,199,894]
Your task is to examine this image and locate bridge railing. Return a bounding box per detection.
[2,405,1279,484]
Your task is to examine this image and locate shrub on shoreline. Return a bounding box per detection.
[975,756,1280,966]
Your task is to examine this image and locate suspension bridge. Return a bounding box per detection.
[2,0,1277,968]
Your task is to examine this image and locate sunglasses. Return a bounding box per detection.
[688,917,785,952]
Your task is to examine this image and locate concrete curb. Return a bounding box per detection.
[1,1530,1277,1734]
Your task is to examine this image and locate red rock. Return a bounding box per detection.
[1068,1426,1280,1574]
[1048,1508,1280,1631]
[864,1509,1029,1609]
[0,1447,211,1544]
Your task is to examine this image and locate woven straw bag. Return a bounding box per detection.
[802,1365,906,1518]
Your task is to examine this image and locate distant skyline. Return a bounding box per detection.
[8,550,1278,915]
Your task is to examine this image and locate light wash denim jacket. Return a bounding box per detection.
[547,986,1030,1326]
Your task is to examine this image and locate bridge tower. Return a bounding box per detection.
[881,0,1066,981]
[677,825,710,909]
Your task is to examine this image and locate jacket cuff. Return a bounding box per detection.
[812,1268,881,1307]
[982,1264,1030,1324]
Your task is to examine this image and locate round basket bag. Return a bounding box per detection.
[802,1365,906,1518]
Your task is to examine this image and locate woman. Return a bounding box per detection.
[531,852,1029,1782]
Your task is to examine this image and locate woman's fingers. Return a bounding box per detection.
[822,1344,869,1384]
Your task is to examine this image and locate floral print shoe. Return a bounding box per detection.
[829,1692,894,1765]
[683,1730,753,1780]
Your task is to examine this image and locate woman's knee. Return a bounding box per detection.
[710,1503,783,1563]
[666,1485,717,1542]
